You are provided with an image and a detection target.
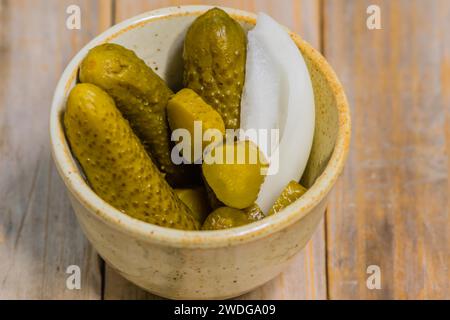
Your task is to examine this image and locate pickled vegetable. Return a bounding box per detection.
[183,8,247,129]
[64,83,199,230]
[79,43,190,186]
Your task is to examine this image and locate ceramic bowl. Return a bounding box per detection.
[50,5,351,299]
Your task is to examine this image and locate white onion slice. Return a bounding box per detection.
[240,13,315,214]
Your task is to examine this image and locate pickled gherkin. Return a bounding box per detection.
[79,43,189,187]
[202,140,267,209]
[64,83,199,230]
[268,181,307,216]
[202,181,307,230]
[183,8,247,129]
[167,88,225,163]
[202,207,254,230]
[175,187,210,224]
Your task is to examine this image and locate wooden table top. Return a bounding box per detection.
[0,0,448,300]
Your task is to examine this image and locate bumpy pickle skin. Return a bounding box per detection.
[246,181,307,218]
[175,187,210,224]
[202,181,307,230]
[79,43,189,187]
[64,83,199,230]
[202,207,255,230]
[183,8,247,129]
[268,181,307,216]
[167,88,225,163]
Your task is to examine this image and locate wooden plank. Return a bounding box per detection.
[324,0,450,299]
[106,0,326,300]
[103,264,164,300]
[0,0,112,299]
[114,0,321,48]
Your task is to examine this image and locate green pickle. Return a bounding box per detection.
[202,207,255,230]
[202,140,267,209]
[167,88,225,163]
[183,8,247,129]
[79,43,189,187]
[268,181,308,216]
[64,83,199,230]
[202,181,307,230]
[175,187,210,224]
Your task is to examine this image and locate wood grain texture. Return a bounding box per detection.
[105,0,327,300]
[0,0,112,299]
[2,0,448,300]
[324,0,450,299]
[114,0,321,48]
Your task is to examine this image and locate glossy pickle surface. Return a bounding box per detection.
[64,83,199,230]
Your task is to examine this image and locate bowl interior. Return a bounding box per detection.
[50,6,348,246]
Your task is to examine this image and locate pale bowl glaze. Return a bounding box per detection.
[50,6,351,299]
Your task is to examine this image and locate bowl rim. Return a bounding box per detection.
[50,5,351,249]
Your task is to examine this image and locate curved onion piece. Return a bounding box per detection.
[240,13,315,213]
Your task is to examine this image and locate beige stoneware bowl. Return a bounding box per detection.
[50,6,351,299]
